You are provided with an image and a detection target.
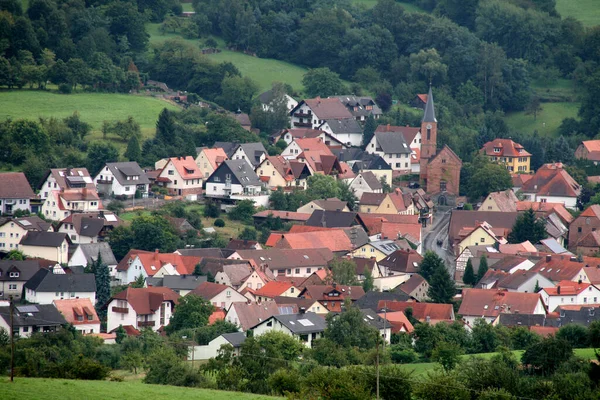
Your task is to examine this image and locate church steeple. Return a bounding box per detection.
[422,85,437,123]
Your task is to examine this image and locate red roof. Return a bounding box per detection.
[580,204,600,218]
[380,301,454,322]
[542,280,592,296]
[380,222,422,244]
[303,97,353,120]
[516,201,573,224]
[164,156,203,180]
[458,289,543,318]
[253,281,295,298]
[53,298,99,326]
[253,210,311,222]
[529,326,558,337]
[295,138,333,155]
[112,287,180,315]
[209,309,226,323]
[512,173,533,187]
[109,325,141,336]
[357,213,419,235]
[520,163,581,197]
[202,148,228,170]
[378,311,414,333]
[0,172,35,199]
[481,138,531,157]
[189,282,231,300]
[581,140,600,160]
[128,250,201,276]
[268,230,353,252]
[531,254,591,282]
[288,225,333,233]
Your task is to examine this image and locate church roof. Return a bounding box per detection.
[422,86,437,123]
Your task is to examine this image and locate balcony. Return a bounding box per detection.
[294,122,312,128]
[294,112,311,118]
[138,321,155,327]
[96,179,113,184]
[112,306,129,314]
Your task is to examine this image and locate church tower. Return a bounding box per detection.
[420,85,437,161]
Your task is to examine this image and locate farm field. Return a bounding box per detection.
[556,0,600,27]
[504,102,579,137]
[0,378,280,400]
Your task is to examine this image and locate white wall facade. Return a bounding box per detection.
[25,288,96,305]
[252,317,322,347]
[20,240,69,264]
[520,193,577,211]
[106,298,173,333]
[208,288,248,310]
[118,257,149,285]
[94,166,148,197]
[319,122,362,147]
[0,198,30,215]
[541,285,600,312]
[0,222,28,251]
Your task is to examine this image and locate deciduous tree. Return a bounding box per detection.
[166,294,214,334]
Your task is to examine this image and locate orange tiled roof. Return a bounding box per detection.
[112,287,180,315]
[378,311,414,333]
[459,289,542,317]
[520,163,580,197]
[203,148,228,170]
[53,298,99,325]
[253,281,294,298]
[481,138,531,158]
[269,230,353,252]
[166,156,203,180]
[542,280,592,296]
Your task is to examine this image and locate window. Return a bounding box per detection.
[87,314,93,321]
[295,268,300,274]
[23,326,29,333]
[174,180,177,185]
[291,288,295,293]
[578,227,582,233]
[9,284,17,290]
[168,170,174,175]
[307,268,311,273]
[9,272,19,278]
[480,238,485,243]
[442,159,446,164]
[440,181,447,192]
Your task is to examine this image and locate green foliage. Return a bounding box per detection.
[87,142,119,176]
[508,208,548,244]
[238,227,257,241]
[462,259,476,286]
[204,200,221,218]
[413,370,470,400]
[300,366,372,400]
[432,341,462,371]
[325,306,378,350]
[362,269,374,292]
[477,255,489,283]
[427,263,456,303]
[470,319,500,353]
[462,155,513,201]
[228,200,255,223]
[6,250,26,261]
[144,346,205,387]
[92,252,111,321]
[213,218,225,227]
[418,251,446,282]
[329,257,358,286]
[556,324,590,348]
[390,344,418,364]
[302,67,345,97]
[522,336,574,375]
[194,319,239,345]
[362,115,377,149]
[166,294,214,334]
[115,325,127,344]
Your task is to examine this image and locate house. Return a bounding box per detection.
[156,156,203,198]
[290,97,353,130]
[0,216,53,252]
[255,155,310,190]
[214,263,253,289]
[228,248,333,278]
[253,281,299,302]
[348,257,383,280]
[249,311,326,347]
[226,301,280,331]
[375,124,421,151]
[0,260,44,301]
[487,255,536,274]
[379,301,455,324]
[259,89,298,112]
[411,93,428,109]
[546,305,600,328]
[518,163,581,210]
[195,147,228,179]
[479,269,554,293]
[378,249,424,277]
[540,281,600,312]
[575,140,600,164]
[0,304,66,338]
[396,274,429,301]
[94,162,149,198]
[229,143,268,169]
[106,287,180,333]
[318,117,364,147]
[165,217,196,235]
[350,239,402,262]
[42,188,101,221]
[511,173,534,193]
[226,239,262,251]
[300,284,365,312]
[379,311,414,334]
[57,214,111,244]
[354,290,412,312]
[336,150,393,187]
[569,205,600,252]
[458,289,546,325]
[365,130,412,172]
[531,254,592,284]
[268,227,368,255]
[456,221,508,256]
[24,268,96,305]
[204,159,262,200]
[305,210,359,228]
[116,250,201,284]
[297,198,349,213]
[19,231,70,263]
[448,211,520,255]
[38,168,96,200]
[479,190,519,212]
[53,298,100,334]
[0,172,35,215]
[231,112,252,131]
[188,282,247,310]
[294,149,343,177]
[68,242,118,280]
[189,331,246,360]
[273,296,328,315]
[334,95,383,121]
[358,189,415,215]
[146,275,207,296]
[576,231,600,256]
[481,138,531,173]
[357,308,392,343]
[349,171,383,200]
[252,210,312,227]
[516,201,573,226]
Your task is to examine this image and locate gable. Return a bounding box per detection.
[206,162,241,185]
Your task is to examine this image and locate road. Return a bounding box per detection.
[422,207,457,278]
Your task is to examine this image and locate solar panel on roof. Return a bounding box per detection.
[16,305,38,313]
[278,306,294,315]
[83,177,93,184]
[20,220,32,226]
[298,319,314,326]
[105,215,118,222]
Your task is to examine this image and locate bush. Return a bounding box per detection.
[214,218,225,227]
[268,368,302,395]
[204,201,221,218]
[58,83,72,94]
[389,344,418,364]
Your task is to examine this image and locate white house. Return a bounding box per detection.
[195,147,228,179]
[365,131,412,172]
[540,281,600,312]
[106,287,180,333]
[188,332,246,361]
[518,163,581,210]
[349,171,383,200]
[94,162,149,198]
[156,156,203,198]
[188,281,248,310]
[53,298,101,334]
[225,301,280,331]
[42,189,101,221]
[0,304,66,338]
[229,143,268,169]
[249,312,326,348]
[290,97,353,130]
[0,216,53,252]
[458,289,546,326]
[24,268,96,305]
[318,118,363,147]
[495,270,554,293]
[68,243,118,280]
[259,89,298,113]
[0,172,35,215]
[38,168,96,200]
[204,159,264,203]
[19,231,70,264]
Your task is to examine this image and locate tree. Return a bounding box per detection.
[115,325,127,344]
[525,96,543,120]
[362,269,374,292]
[325,305,378,349]
[302,67,345,98]
[464,156,512,201]
[306,174,340,200]
[507,208,547,244]
[521,336,573,375]
[195,319,239,345]
[6,250,25,260]
[166,294,214,334]
[413,371,470,400]
[228,200,255,223]
[556,324,589,348]
[87,142,119,175]
[124,134,142,163]
[477,255,489,283]
[432,341,462,372]
[329,257,358,285]
[362,115,377,150]
[111,116,141,142]
[93,252,111,321]
[428,265,456,303]
[238,227,257,241]
[462,259,476,286]
[418,251,445,282]
[217,75,258,113]
[470,319,500,353]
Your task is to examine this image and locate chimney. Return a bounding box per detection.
[299,307,306,314]
[394,188,401,195]
[557,286,561,294]
[66,167,72,177]
[546,254,552,262]
[332,282,337,289]
[425,316,431,323]
[99,210,105,219]
[155,249,159,254]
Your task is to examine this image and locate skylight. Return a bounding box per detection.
[298,319,314,326]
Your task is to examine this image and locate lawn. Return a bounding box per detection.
[556,0,600,27]
[0,378,279,400]
[351,0,427,12]
[181,2,194,12]
[504,102,580,137]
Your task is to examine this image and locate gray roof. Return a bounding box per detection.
[24,268,96,293]
[497,313,548,327]
[333,95,383,117]
[321,118,363,134]
[148,274,207,291]
[76,243,117,266]
[360,171,383,190]
[236,143,267,168]
[0,260,42,282]
[77,217,105,237]
[0,304,66,328]
[548,306,600,327]
[422,86,437,123]
[222,332,247,347]
[370,240,402,255]
[306,210,358,228]
[354,290,411,312]
[225,159,262,187]
[20,231,68,247]
[104,162,150,185]
[539,238,570,255]
[271,312,327,334]
[213,142,240,157]
[222,264,251,286]
[360,308,388,330]
[374,132,411,154]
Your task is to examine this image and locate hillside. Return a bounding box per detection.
[0,378,280,400]
[556,0,600,27]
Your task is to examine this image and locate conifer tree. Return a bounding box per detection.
[94,251,111,321]
[428,266,456,303]
[124,134,142,163]
[362,114,377,149]
[507,208,547,244]
[476,255,489,283]
[463,258,476,286]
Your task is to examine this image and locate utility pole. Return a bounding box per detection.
[9,295,14,382]
[375,329,380,400]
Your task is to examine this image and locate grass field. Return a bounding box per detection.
[0,378,279,400]
[0,90,178,151]
[351,0,426,12]
[181,2,194,12]
[556,0,600,27]
[532,78,577,103]
[504,102,579,137]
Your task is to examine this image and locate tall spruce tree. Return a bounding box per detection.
[124,134,142,163]
[428,266,456,303]
[419,251,446,282]
[476,255,488,283]
[155,108,176,145]
[94,251,111,321]
[362,114,377,150]
[507,208,547,244]
[462,258,476,286]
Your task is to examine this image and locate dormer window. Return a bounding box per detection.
[9,272,19,278]
[493,147,500,153]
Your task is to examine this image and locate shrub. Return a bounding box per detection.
[268,368,302,395]
[58,83,72,94]
[390,347,418,364]
[69,356,111,380]
[214,218,225,227]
